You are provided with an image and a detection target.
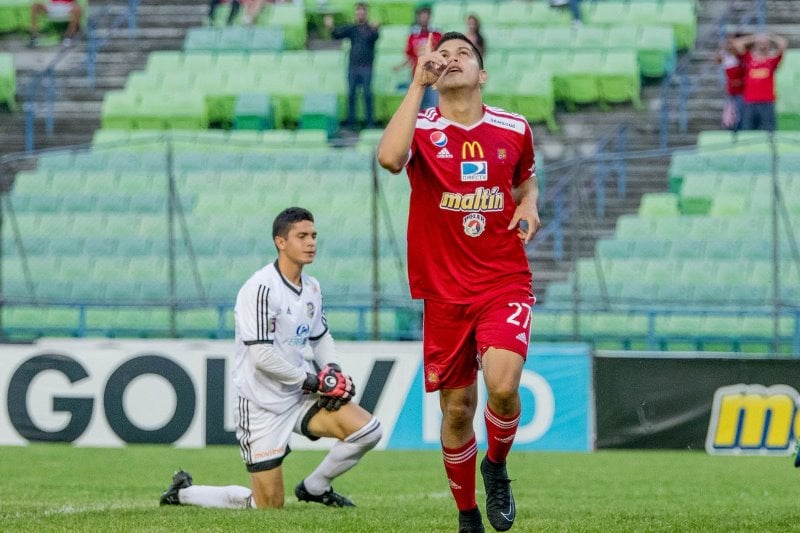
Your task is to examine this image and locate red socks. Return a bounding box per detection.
[485,406,520,464]
[442,436,478,511]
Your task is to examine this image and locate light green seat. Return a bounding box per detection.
[432,2,464,28]
[585,1,627,26]
[0,52,16,111]
[265,3,306,50]
[146,51,183,74]
[638,193,680,217]
[512,69,557,132]
[495,1,531,27]
[637,25,676,78]
[708,193,748,217]
[184,27,220,52]
[659,0,696,51]
[598,50,641,108]
[560,51,602,110]
[101,90,139,130]
[574,26,608,50]
[217,26,252,52]
[678,172,719,214]
[234,93,274,130]
[250,27,284,52]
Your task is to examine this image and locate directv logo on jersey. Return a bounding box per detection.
[437,147,453,159]
[461,161,488,181]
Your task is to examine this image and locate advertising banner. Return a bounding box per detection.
[0,339,592,451]
[594,353,800,455]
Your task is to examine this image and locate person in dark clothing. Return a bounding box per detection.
[208,0,240,26]
[325,3,380,129]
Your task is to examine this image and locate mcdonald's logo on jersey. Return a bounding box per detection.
[705,383,800,456]
[461,141,485,160]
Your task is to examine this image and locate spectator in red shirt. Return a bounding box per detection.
[716,32,746,131]
[393,7,442,110]
[732,32,788,131]
[29,0,82,48]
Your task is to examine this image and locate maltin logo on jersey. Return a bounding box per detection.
[463,213,486,237]
[430,131,448,147]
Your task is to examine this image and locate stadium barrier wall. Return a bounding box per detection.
[0,339,593,451]
[594,351,800,456]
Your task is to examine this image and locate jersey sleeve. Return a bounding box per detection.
[308,279,329,341]
[513,122,536,187]
[236,280,275,345]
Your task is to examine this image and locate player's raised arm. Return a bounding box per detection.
[377,34,448,173]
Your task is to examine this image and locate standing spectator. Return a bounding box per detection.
[394,6,442,110]
[29,0,81,48]
[732,32,788,131]
[716,32,746,131]
[377,32,540,533]
[465,14,485,58]
[325,3,380,130]
[208,0,241,26]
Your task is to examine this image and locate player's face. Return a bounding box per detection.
[277,220,317,266]
[434,39,486,91]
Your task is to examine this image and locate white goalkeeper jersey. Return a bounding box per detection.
[231,260,329,413]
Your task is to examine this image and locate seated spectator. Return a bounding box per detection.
[208,0,241,26]
[465,14,485,58]
[29,0,82,48]
[732,32,788,132]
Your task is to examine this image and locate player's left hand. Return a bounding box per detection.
[508,204,541,245]
[317,380,357,411]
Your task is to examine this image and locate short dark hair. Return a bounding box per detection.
[272,207,314,239]
[436,31,484,70]
[355,2,368,10]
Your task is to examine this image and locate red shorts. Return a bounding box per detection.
[422,289,535,392]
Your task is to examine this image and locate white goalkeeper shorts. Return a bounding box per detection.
[234,395,321,473]
[45,2,75,21]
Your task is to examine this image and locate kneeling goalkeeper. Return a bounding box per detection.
[160,207,382,509]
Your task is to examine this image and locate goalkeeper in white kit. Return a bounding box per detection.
[159,207,382,509]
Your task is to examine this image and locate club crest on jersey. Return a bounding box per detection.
[497,148,507,161]
[463,213,486,237]
[461,161,488,181]
[306,302,315,319]
[430,131,448,147]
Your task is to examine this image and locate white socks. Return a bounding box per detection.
[302,417,383,495]
[178,485,254,509]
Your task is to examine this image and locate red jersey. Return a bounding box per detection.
[741,51,783,103]
[404,105,535,303]
[721,53,745,96]
[405,26,442,74]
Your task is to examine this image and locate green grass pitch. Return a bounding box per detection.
[1,444,798,532]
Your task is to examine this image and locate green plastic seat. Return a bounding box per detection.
[101,91,139,130]
[184,27,220,52]
[638,193,680,217]
[598,50,641,108]
[637,25,676,78]
[234,93,274,130]
[0,52,17,111]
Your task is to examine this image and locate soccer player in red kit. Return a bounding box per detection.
[377,31,540,533]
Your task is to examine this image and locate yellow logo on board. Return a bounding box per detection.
[705,384,799,456]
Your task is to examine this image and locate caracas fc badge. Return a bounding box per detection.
[462,213,486,237]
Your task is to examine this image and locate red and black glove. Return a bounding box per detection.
[316,364,355,411]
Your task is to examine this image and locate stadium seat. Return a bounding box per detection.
[300,92,339,137]
[234,93,274,130]
[598,50,642,108]
[658,0,696,50]
[184,27,220,52]
[265,3,306,50]
[561,51,602,110]
[101,91,139,130]
[708,193,748,217]
[637,25,676,78]
[638,193,680,217]
[0,52,16,111]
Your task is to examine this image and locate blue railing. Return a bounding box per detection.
[530,124,629,261]
[24,0,139,152]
